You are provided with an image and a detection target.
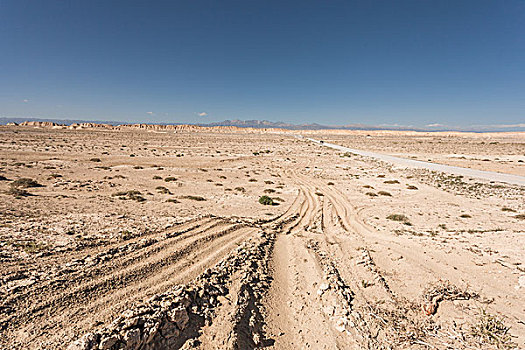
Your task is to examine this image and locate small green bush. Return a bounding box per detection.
[259,195,274,205]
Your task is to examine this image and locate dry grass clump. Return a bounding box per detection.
[384,180,400,184]
[470,309,514,349]
[501,207,515,212]
[459,214,472,218]
[366,192,377,197]
[89,158,101,162]
[166,199,180,204]
[11,178,43,188]
[180,195,206,201]
[264,188,276,194]
[387,214,411,225]
[152,175,162,180]
[112,190,146,202]
[406,185,418,190]
[378,191,392,196]
[156,186,172,194]
[234,187,246,193]
[7,187,31,197]
[9,240,48,254]
[164,177,177,182]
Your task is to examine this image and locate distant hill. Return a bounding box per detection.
[1,117,523,132]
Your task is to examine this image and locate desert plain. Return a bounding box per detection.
[0,124,524,349]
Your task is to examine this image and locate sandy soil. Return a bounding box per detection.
[0,126,524,349]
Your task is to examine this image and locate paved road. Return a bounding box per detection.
[307,138,525,186]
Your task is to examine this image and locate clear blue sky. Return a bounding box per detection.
[1,0,524,127]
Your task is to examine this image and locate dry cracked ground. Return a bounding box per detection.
[0,126,524,349]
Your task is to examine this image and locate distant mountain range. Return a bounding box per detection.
[1,117,523,132]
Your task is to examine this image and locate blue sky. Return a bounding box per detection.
[1,0,524,128]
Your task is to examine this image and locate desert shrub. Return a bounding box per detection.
[327,182,335,185]
[470,309,514,349]
[377,174,385,178]
[166,199,180,204]
[164,177,177,182]
[153,175,162,180]
[387,214,411,225]
[366,192,377,197]
[133,166,143,169]
[9,240,48,254]
[235,187,246,193]
[264,189,276,194]
[501,207,516,212]
[90,158,101,162]
[11,178,43,188]
[7,187,30,197]
[459,214,472,218]
[120,230,133,240]
[514,214,525,220]
[406,185,418,190]
[156,186,171,194]
[363,185,373,189]
[112,190,146,202]
[378,191,392,196]
[315,192,324,196]
[259,195,274,205]
[264,180,274,184]
[248,178,257,182]
[0,175,8,181]
[384,180,400,184]
[218,175,227,179]
[181,195,206,201]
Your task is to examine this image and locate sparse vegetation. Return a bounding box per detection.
[112,190,146,202]
[89,158,101,162]
[378,191,392,196]
[164,177,177,182]
[180,195,206,201]
[11,178,43,188]
[258,195,275,205]
[384,180,400,184]
[156,186,172,194]
[501,207,515,212]
[387,214,411,225]
[470,309,514,349]
[459,214,472,218]
[406,185,418,190]
[366,192,377,197]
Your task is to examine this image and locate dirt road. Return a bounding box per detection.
[307,137,525,186]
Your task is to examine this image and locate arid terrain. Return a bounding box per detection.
[0,125,524,349]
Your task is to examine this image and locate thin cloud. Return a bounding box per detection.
[426,123,445,127]
[22,99,29,103]
[198,112,208,117]
[146,111,154,115]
